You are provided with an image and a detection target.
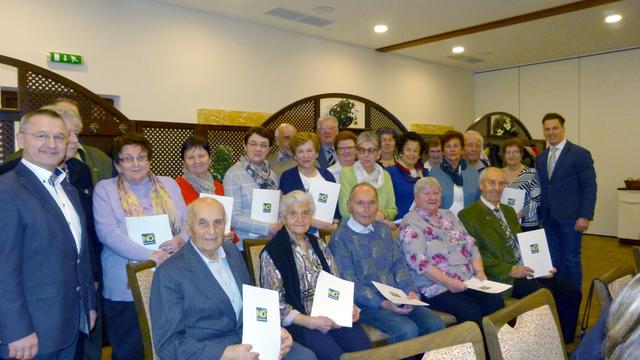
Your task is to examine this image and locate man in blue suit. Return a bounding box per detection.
[535,113,597,289]
[150,197,315,359]
[0,109,97,359]
[316,115,339,170]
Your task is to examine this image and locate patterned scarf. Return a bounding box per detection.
[117,172,180,236]
[395,161,427,185]
[439,158,467,187]
[183,167,215,194]
[244,156,278,190]
[353,161,385,189]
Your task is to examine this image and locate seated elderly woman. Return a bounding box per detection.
[398,177,504,326]
[261,191,372,360]
[502,138,541,232]
[429,130,480,216]
[327,130,357,183]
[93,132,187,359]
[279,132,339,233]
[387,131,429,220]
[224,127,282,249]
[338,131,397,226]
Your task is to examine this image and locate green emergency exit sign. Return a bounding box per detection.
[49,52,82,65]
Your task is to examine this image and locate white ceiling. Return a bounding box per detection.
[154,0,640,71]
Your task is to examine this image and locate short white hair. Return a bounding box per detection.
[41,104,83,131]
[414,177,442,197]
[279,190,315,218]
[316,114,338,129]
[275,123,296,141]
[464,130,484,147]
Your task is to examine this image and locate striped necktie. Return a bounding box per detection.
[327,147,336,167]
[492,207,522,263]
[547,147,558,179]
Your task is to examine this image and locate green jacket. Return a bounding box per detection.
[458,200,522,298]
[338,166,397,222]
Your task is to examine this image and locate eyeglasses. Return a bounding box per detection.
[247,141,269,149]
[357,147,378,155]
[337,146,356,152]
[119,155,149,164]
[319,126,338,132]
[21,131,67,144]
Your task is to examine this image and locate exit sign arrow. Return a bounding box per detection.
[49,52,82,65]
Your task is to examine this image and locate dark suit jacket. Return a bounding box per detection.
[316,145,334,170]
[535,141,597,223]
[279,166,340,221]
[0,158,101,282]
[459,200,521,297]
[150,241,252,360]
[0,163,96,357]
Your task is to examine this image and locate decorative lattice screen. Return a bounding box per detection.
[0,118,15,164]
[141,126,195,178]
[206,128,249,164]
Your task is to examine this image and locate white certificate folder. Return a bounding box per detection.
[372,281,428,306]
[517,229,554,278]
[125,214,172,250]
[310,271,354,327]
[308,181,341,223]
[199,193,233,233]
[242,285,281,360]
[251,189,280,224]
[500,187,526,213]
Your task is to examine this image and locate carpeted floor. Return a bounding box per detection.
[100,234,637,359]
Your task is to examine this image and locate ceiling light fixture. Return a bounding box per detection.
[605,14,622,23]
[452,46,465,54]
[374,24,388,33]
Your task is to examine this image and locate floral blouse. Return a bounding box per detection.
[398,207,479,298]
[260,237,339,325]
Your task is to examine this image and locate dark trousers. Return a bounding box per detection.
[543,215,583,288]
[425,289,505,326]
[33,333,79,360]
[512,277,582,344]
[82,291,103,360]
[104,299,143,360]
[289,322,372,360]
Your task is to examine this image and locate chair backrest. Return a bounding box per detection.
[633,246,640,273]
[482,288,566,360]
[594,263,635,310]
[126,260,158,360]
[340,321,485,360]
[243,239,270,286]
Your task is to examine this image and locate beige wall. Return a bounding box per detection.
[475,48,640,237]
[1,0,474,130]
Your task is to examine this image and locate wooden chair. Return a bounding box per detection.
[593,263,635,310]
[243,239,271,286]
[340,321,485,360]
[482,288,566,360]
[125,260,158,360]
[633,246,640,273]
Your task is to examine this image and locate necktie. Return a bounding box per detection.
[327,147,336,167]
[547,147,558,179]
[493,207,522,263]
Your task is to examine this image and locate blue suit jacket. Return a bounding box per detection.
[535,141,597,223]
[316,145,334,170]
[150,241,252,360]
[0,163,96,357]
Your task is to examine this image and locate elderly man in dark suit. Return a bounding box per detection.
[535,113,597,289]
[459,167,581,344]
[0,109,97,359]
[150,197,316,360]
[316,115,339,170]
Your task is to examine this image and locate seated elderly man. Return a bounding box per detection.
[458,167,581,344]
[329,183,445,344]
[150,198,316,360]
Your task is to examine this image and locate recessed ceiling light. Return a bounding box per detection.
[452,46,465,54]
[313,5,334,14]
[605,14,622,23]
[374,24,388,33]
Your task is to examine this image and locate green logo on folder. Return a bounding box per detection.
[318,193,328,203]
[263,203,272,213]
[142,233,156,246]
[507,198,516,206]
[328,288,340,300]
[256,307,268,322]
[530,243,540,254]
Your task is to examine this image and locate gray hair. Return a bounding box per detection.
[185,197,227,232]
[349,182,378,202]
[604,272,640,360]
[41,104,83,131]
[20,108,66,132]
[464,130,484,147]
[316,114,338,129]
[478,167,504,186]
[279,190,315,219]
[275,123,296,142]
[356,131,380,149]
[414,177,442,197]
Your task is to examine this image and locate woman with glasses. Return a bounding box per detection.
[327,130,358,183]
[502,138,541,232]
[279,132,340,233]
[387,131,429,220]
[223,127,282,248]
[429,130,480,216]
[93,132,187,359]
[338,131,397,226]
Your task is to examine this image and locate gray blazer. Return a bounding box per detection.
[150,241,251,360]
[0,163,96,357]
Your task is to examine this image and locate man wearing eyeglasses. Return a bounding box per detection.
[267,123,297,177]
[0,109,97,359]
[316,115,339,170]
